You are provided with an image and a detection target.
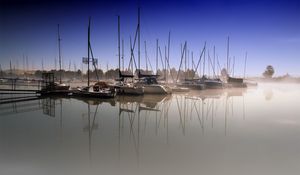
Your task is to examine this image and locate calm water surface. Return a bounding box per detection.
[1,83,300,175]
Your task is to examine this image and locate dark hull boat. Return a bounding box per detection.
[53,83,70,90]
[177,79,206,90]
[39,73,71,96]
[72,88,116,98]
[204,79,224,89]
[178,83,205,90]
[226,77,247,88]
[72,82,116,99]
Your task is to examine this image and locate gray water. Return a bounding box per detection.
[1,83,300,175]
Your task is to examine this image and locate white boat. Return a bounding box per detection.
[135,77,172,94]
[170,86,190,92]
[116,83,144,95]
[115,16,144,96]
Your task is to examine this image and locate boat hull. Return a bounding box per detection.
[204,80,224,89]
[117,86,144,95]
[72,90,116,98]
[178,83,206,90]
[142,84,172,94]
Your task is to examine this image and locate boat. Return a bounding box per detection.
[72,18,116,98]
[203,76,224,89]
[135,72,172,94]
[244,79,258,87]
[170,86,190,93]
[115,15,144,95]
[132,9,171,95]
[115,81,144,95]
[72,82,116,98]
[40,72,70,96]
[223,37,247,88]
[53,82,70,90]
[204,79,223,89]
[226,76,247,88]
[55,24,70,90]
[177,78,206,90]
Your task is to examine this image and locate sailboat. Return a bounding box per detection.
[224,37,247,88]
[202,47,224,89]
[177,42,206,90]
[72,17,116,98]
[40,24,70,95]
[54,24,70,91]
[135,70,172,94]
[115,15,144,95]
[133,8,172,94]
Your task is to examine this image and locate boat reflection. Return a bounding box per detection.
[0,89,249,166]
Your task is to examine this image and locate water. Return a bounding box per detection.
[1,83,300,175]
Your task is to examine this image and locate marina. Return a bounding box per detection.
[1,0,299,175]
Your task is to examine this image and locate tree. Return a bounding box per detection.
[221,68,228,77]
[263,65,275,78]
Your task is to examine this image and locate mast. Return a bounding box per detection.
[42,59,44,71]
[144,41,148,71]
[213,46,216,78]
[187,49,189,78]
[122,39,124,71]
[10,60,12,76]
[118,15,121,75]
[138,8,141,73]
[203,45,206,77]
[185,42,187,79]
[167,31,171,83]
[0,64,2,78]
[243,52,248,78]
[232,56,235,77]
[164,46,167,81]
[156,39,158,75]
[191,52,194,71]
[226,36,230,76]
[58,24,62,84]
[87,17,91,86]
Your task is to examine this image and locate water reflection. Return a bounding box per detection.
[264,88,274,101]
[2,84,300,175]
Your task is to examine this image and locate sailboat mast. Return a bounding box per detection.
[232,56,235,77]
[203,46,206,77]
[226,36,230,76]
[165,45,167,81]
[213,46,216,78]
[130,37,133,74]
[244,52,248,78]
[167,31,171,83]
[185,42,187,79]
[144,41,148,71]
[156,39,158,74]
[138,8,141,72]
[87,17,91,86]
[58,24,62,84]
[192,52,194,71]
[122,39,124,71]
[118,15,121,75]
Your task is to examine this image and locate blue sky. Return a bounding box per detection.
[1,0,300,76]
